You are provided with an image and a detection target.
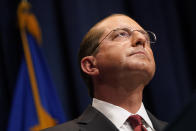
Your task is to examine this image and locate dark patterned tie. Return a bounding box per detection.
[127,115,147,131]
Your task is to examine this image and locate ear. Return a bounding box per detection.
[81,56,99,76]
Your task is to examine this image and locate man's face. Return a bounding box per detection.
[94,15,156,83]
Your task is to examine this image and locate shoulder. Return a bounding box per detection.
[42,105,118,131]
[42,119,79,131]
[147,110,168,131]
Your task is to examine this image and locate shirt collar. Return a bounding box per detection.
[92,98,154,129]
[136,103,154,129]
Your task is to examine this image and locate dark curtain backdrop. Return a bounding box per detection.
[0,0,196,130]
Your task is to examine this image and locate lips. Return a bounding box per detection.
[129,50,147,57]
[132,51,145,55]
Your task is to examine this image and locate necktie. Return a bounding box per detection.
[127,115,147,131]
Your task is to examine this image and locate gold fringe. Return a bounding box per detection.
[17,1,42,44]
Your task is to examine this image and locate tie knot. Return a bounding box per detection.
[127,115,143,128]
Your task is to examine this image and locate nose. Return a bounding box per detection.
[130,31,146,48]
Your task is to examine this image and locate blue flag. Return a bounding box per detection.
[7,1,66,131]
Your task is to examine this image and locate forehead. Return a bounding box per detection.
[97,15,144,34]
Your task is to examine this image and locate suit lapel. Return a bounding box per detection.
[76,105,167,131]
[147,110,168,131]
[76,105,118,131]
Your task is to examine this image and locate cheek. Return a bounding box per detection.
[147,49,156,74]
[96,47,126,69]
[102,52,125,66]
[146,47,155,61]
[100,45,125,60]
[107,47,127,65]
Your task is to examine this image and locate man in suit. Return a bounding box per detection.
[43,14,167,131]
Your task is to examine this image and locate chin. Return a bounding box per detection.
[126,62,155,79]
[127,61,151,70]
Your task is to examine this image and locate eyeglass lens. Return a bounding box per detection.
[107,28,156,44]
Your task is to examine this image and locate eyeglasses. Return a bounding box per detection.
[92,27,157,55]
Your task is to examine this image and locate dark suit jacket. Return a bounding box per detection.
[165,93,196,131]
[43,105,167,131]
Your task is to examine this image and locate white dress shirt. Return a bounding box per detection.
[92,98,155,131]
